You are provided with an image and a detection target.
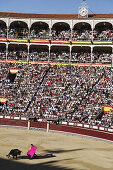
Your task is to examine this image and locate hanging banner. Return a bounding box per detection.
[51,40,70,44]
[0,97,6,104]
[72,40,91,44]
[0,38,7,42]
[30,39,49,43]
[8,38,28,43]
[104,105,112,113]
[10,68,19,74]
[93,41,112,44]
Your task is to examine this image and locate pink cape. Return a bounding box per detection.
[27,146,37,158]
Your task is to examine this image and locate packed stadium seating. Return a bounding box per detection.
[0,62,112,128]
[0,12,113,131]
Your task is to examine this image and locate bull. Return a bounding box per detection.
[6,149,22,159]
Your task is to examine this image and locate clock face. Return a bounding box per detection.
[79,7,88,17]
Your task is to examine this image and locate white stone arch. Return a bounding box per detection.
[50,45,70,52]
[93,20,113,30]
[51,21,71,31]
[29,44,49,51]
[30,19,51,29]
[30,21,50,30]
[8,43,28,51]
[51,20,71,29]
[73,20,92,29]
[0,19,7,35]
[8,18,29,28]
[0,18,7,27]
[93,45,113,49]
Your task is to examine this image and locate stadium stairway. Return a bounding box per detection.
[70,69,106,119]
[25,64,51,112]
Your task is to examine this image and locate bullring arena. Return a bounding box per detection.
[0,126,113,170]
[0,1,113,169]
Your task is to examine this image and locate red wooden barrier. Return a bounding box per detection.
[0,118,113,142]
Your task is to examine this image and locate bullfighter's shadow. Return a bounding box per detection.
[18,153,56,160]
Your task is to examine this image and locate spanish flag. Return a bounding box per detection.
[10,68,19,74]
[104,105,112,113]
[0,97,6,104]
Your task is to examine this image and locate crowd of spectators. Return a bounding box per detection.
[0,24,113,129]
[71,52,91,63]
[0,62,49,117]
[97,108,113,128]
[92,53,111,64]
[7,51,28,61]
[1,25,113,42]
[0,28,6,38]
[51,30,71,40]
[8,28,28,39]
[30,29,50,40]
[0,49,112,64]
[50,51,70,63]
[0,51,6,60]
[29,51,49,62]
[72,30,92,41]
[93,29,113,41]
[0,62,112,128]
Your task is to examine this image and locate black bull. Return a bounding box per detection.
[6,149,22,159]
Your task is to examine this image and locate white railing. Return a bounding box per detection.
[0,115,113,134]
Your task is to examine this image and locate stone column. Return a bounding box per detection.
[48,45,51,63]
[91,46,93,63]
[47,121,49,132]
[6,43,8,61]
[28,120,30,130]
[111,56,113,67]
[27,44,30,63]
[69,45,72,64]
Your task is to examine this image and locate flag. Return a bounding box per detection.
[104,105,112,113]
[0,96,6,104]
[10,68,19,74]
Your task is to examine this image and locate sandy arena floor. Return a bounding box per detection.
[0,127,113,170]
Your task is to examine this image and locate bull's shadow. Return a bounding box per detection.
[18,148,84,160]
[18,153,56,160]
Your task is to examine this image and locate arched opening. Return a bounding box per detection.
[29,45,49,62]
[9,21,28,39]
[72,22,92,40]
[8,44,28,61]
[71,46,91,63]
[0,20,7,38]
[93,47,112,64]
[51,22,71,40]
[94,22,113,41]
[50,46,70,63]
[30,22,49,40]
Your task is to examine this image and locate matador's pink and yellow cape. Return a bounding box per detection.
[27,146,37,158]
